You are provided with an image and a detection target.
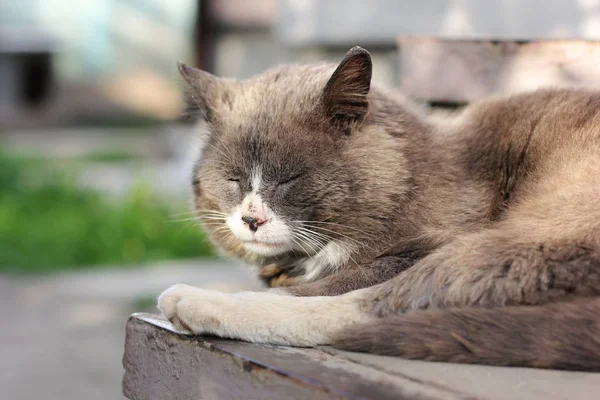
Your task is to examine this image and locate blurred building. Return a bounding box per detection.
[0,0,196,128]
[2,0,600,129]
[202,0,600,85]
[200,0,399,86]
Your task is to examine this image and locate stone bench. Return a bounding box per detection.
[122,313,600,400]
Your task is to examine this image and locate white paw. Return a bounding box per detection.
[157,284,225,335]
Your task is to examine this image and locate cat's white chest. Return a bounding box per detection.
[302,240,356,281]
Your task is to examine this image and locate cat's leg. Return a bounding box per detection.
[259,249,420,291]
[155,256,415,343]
[282,255,418,296]
[157,224,600,346]
[157,283,370,345]
[258,262,305,288]
[363,226,600,316]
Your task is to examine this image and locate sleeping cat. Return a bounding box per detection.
[158,47,600,370]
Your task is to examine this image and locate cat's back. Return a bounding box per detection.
[460,88,600,146]
[444,88,600,174]
[437,88,600,221]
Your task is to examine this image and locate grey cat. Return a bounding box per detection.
[158,47,600,370]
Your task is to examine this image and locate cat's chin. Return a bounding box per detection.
[242,241,292,257]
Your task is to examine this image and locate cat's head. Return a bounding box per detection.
[180,47,401,264]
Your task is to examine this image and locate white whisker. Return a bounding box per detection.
[293,230,326,255]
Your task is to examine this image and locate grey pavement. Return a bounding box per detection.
[0,259,263,400]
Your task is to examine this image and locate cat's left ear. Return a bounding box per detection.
[321,46,372,128]
[177,61,220,121]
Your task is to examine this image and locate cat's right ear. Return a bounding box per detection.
[321,47,372,131]
[177,61,219,121]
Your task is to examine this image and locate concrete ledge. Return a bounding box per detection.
[123,313,600,400]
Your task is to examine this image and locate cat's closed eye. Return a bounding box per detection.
[277,173,304,186]
[226,178,241,191]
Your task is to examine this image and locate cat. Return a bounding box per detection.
[158,47,600,370]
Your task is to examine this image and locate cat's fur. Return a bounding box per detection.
[158,47,600,370]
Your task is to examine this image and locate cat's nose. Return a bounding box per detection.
[241,216,266,232]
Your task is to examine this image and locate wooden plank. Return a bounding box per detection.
[121,313,468,400]
[397,37,600,103]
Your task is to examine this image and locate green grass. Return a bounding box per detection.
[9,149,141,164]
[77,150,141,163]
[0,149,215,274]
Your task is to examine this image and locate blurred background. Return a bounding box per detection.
[2,0,600,399]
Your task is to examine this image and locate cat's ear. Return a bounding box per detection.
[177,61,220,121]
[321,47,372,128]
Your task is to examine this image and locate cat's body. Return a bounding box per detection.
[158,47,600,370]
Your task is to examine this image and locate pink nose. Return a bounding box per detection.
[241,216,267,232]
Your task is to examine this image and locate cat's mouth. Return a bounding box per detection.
[242,240,291,256]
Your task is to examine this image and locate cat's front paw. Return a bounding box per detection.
[259,263,305,288]
[156,285,366,345]
[157,284,223,335]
